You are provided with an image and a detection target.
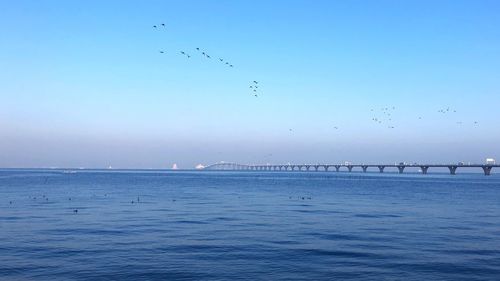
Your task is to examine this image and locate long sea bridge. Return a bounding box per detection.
[203,162,499,176]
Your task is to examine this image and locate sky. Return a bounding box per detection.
[1,0,499,168]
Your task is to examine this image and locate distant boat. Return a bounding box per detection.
[172,163,178,170]
[195,164,205,169]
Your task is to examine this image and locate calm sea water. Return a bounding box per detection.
[1,169,500,281]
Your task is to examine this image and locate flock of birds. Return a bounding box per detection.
[153,23,259,98]
[151,22,481,134]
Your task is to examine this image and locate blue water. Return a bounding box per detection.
[1,170,500,280]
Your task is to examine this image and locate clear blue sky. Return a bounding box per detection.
[1,0,499,168]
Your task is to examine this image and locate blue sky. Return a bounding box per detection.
[1,0,499,168]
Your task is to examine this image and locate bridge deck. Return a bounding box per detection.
[203,162,499,175]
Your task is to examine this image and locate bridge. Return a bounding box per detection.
[202,162,499,176]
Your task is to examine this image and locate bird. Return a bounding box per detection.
[180,51,185,55]
[73,209,78,213]
[225,62,229,65]
[161,23,165,27]
[196,47,200,51]
[159,51,164,54]
[229,64,233,67]
[249,86,253,89]
[153,25,157,28]
[219,58,223,62]
[187,55,191,58]
[254,94,258,97]
[253,81,258,84]
[334,126,338,129]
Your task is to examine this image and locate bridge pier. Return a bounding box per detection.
[397,166,405,174]
[323,165,329,172]
[361,165,368,173]
[305,165,311,171]
[335,165,340,172]
[483,166,493,176]
[347,165,353,172]
[378,166,385,173]
[420,166,429,174]
[448,166,458,175]
[290,165,296,171]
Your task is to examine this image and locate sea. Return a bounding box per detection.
[1,169,499,281]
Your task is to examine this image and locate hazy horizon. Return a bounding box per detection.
[1,0,500,169]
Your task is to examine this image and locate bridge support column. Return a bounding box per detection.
[397,166,405,174]
[420,166,429,174]
[448,166,458,175]
[323,165,329,172]
[335,166,340,172]
[362,165,368,173]
[291,166,296,171]
[305,165,311,171]
[347,165,353,172]
[314,165,320,172]
[483,166,493,176]
[378,166,385,173]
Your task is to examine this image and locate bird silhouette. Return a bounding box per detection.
[219,58,223,62]
[153,25,157,28]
